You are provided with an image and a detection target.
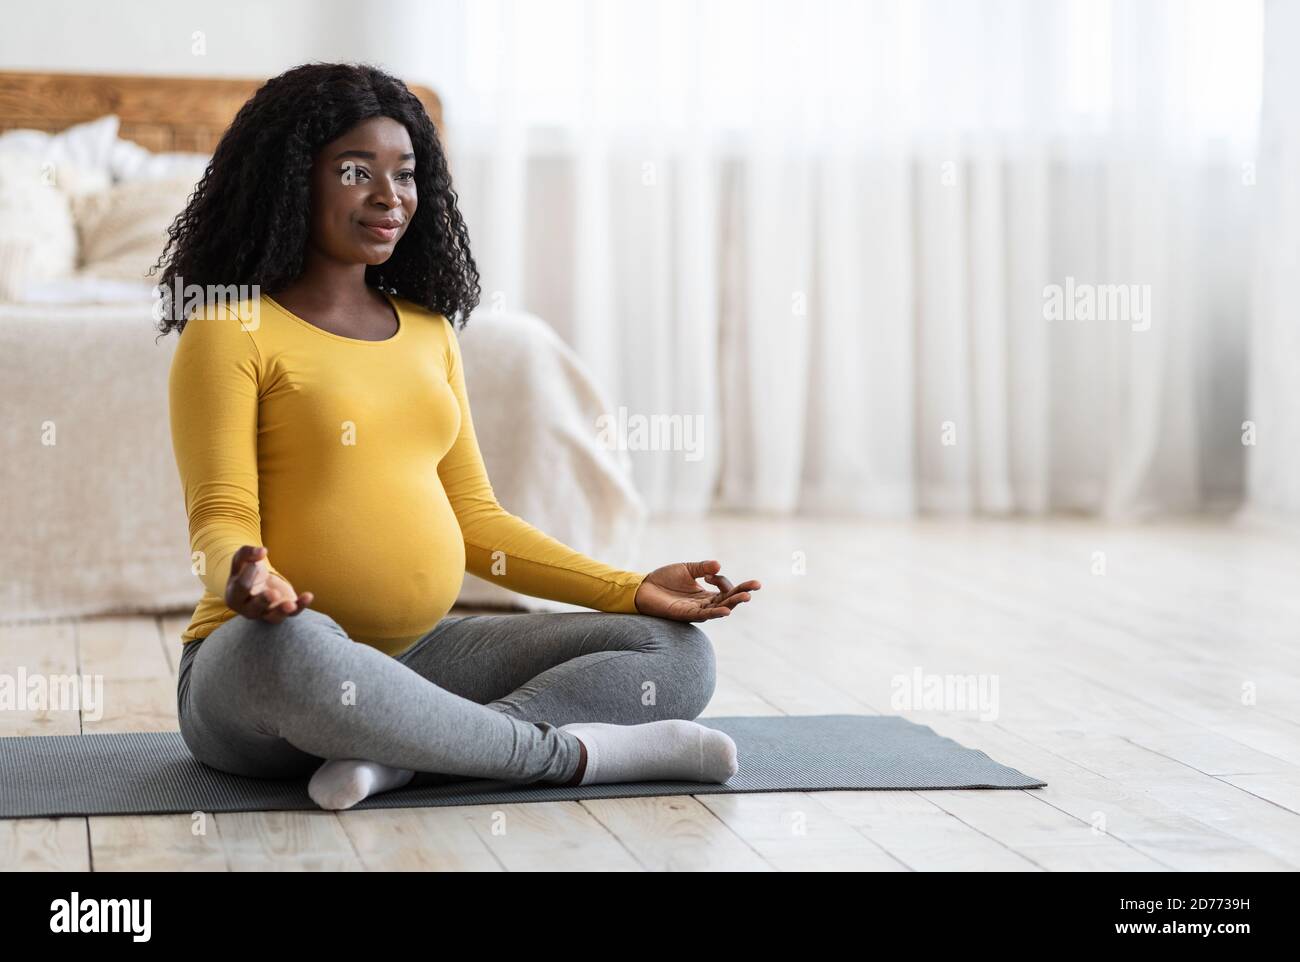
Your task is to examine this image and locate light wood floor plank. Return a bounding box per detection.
[579,796,772,871]
[461,801,644,870]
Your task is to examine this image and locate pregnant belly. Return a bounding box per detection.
[259,482,467,646]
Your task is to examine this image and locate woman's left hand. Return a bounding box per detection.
[633,559,761,622]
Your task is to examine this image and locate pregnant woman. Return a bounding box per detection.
[156,62,760,811]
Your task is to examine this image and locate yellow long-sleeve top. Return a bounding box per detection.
[168,291,647,657]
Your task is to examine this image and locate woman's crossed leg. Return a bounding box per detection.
[177,607,735,809]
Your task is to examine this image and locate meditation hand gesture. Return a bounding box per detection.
[633,560,760,622]
[225,545,315,624]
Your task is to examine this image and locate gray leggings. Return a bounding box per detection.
[177,606,718,786]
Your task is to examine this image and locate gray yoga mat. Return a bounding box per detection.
[0,714,1045,818]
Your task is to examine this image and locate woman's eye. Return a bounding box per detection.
[338,167,413,184]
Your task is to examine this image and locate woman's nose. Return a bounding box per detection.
[371,182,401,208]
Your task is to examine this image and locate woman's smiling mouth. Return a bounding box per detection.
[359,219,402,242]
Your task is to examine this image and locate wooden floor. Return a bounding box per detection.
[2,515,1298,871]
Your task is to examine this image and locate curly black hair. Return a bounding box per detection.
[150,61,480,338]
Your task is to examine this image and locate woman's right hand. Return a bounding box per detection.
[225,545,315,624]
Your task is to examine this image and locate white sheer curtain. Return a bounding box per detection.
[1248,0,1300,518]
[362,0,1264,519]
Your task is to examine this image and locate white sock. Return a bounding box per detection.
[308,759,415,811]
[558,719,738,786]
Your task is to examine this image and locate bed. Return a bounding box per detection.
[0,69,646,626]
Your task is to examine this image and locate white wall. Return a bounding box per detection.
[0,0,466,117]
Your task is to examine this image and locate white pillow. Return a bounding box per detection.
[109,137,211,185]
[0,149,78,302]
[71,174,195,282]
[0,115,120,192]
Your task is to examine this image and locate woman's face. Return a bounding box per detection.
[307,115,417,266]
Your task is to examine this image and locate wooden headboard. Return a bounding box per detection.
[0,69,443,154]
